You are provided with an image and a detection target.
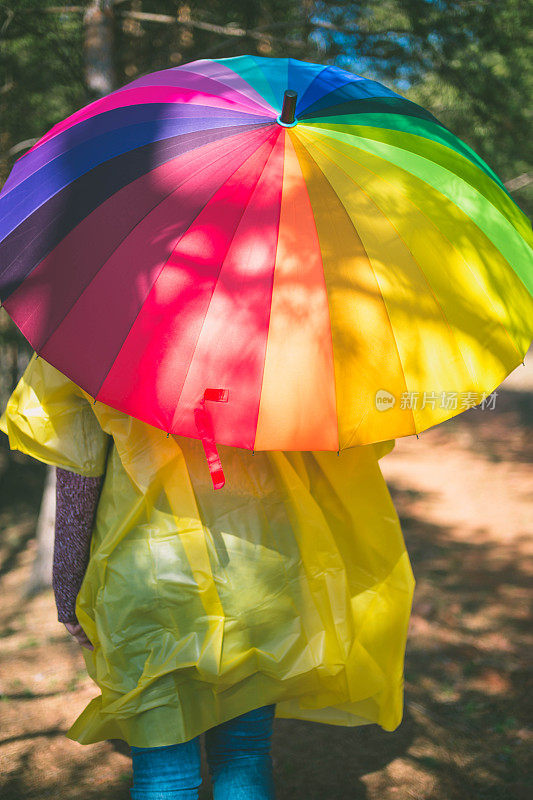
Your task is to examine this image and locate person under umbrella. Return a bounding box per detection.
[2,53,530,800]
[0,352,414,799]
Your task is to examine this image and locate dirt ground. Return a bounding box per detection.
[0,352,531,799]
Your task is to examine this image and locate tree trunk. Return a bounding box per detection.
[84,0,116,97]
[26,3,116,596]
[26,465,56,595]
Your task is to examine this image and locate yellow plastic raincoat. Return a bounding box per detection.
[0,353,415,747]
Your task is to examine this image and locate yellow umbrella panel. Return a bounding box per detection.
[274,120,533,449]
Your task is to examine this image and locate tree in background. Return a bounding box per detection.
[2,1,531,220]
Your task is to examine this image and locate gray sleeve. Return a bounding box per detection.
[52,467,104,624]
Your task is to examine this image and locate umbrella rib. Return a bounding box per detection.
[249,132,287,453]
[292,129,418,440]
[92,127,279,408]
[28,85,274,157]
[175,66,278,115]
[168,127,283,435]
[299,144,341,453]
[103,84,274,122]
[302,123,528,240]
[244,56,290,113]
[334,119,511,197]
[297,78,379,119]
[300,95,445,129]
[0,112,275,202]
[311,131,527,367]
[33,125,274,377]
[299,133,496,390]
[113,71,276,116]
[0,121,270,249]
[292,64,342,117]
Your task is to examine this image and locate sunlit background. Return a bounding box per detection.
[0,2,531,798]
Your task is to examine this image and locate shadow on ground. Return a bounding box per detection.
[0,377,531,799]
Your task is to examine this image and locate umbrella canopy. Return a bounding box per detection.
[1,55,532,488]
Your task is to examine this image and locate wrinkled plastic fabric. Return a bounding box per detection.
[0,353,415,747]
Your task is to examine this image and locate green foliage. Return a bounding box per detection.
[1,1,530,198]
[314,0,532,215]
[1,1,87,183]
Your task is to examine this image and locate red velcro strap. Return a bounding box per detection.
[194,388,229,491]
[203,388,229,403]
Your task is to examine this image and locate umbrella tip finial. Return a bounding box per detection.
[277,90,298,127]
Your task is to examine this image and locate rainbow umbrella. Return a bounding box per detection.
[1,55,532,489]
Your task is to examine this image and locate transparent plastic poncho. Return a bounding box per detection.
[0,353,415,746]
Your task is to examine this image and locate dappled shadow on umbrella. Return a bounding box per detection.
[1,72,531,800]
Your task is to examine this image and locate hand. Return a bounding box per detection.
[64,621,94,651]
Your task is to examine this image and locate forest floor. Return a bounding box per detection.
[0,348,531,800]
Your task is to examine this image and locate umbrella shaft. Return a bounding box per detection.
[280,90,297,124]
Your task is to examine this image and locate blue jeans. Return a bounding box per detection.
[130,704,276,800]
